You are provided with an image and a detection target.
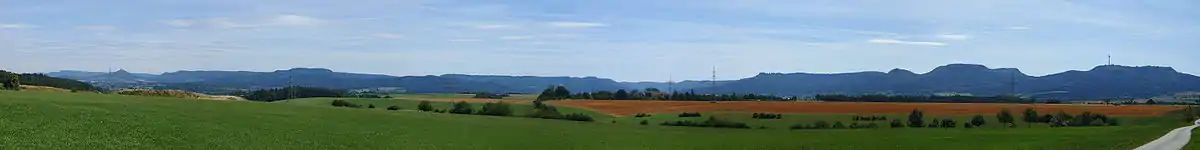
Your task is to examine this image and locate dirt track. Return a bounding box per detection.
[549,100,1185,117]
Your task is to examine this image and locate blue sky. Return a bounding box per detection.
[2,0,1198,81]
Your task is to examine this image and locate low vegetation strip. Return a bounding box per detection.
[550,100,1184,117]
[116,89,246,101]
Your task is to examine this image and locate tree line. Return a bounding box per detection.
[237,86,348,102]
[536,85,790,101]
[0,70,101,92]
[815,94,1031,103]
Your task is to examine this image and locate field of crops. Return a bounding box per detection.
[550,100,1185,117]
[0,91,1190,149]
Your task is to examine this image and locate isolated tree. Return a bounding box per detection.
[417,101,434,111]
[449,101,474,114]
[890,119,904,128]
[908,109,925,127]
[1022,108,1038,128]
[996,109,1015,126]
[970,115,987,127]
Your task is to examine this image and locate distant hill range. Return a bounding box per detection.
[45,64,1200,99]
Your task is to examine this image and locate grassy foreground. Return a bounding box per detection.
[0,91,1188,149]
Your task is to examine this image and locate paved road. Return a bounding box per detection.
[1135,120,1200,150]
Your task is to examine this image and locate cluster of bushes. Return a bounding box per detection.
[661,117,750,129]
[925,118,958,128]
[678,112,702,117]
[791,121,879,130]
[0,70,19,90]
[634,113,652,118]
[239,86,348,102]
[852,115,888,121]
[1045,111,1119,127]
[472,92,509,99]
[330,100,362,108]
[116,89,206,99]
[525,105,594,122]
[751,113,782,119]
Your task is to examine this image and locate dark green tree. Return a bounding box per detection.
[614,89,630,100]
[970,115,986,127]
[553,86,571,99]
[1022,108,1038,127]
[908,109,925,127]
[479,101,513,116]
[449,101,474,114]
[417,101,434,111]
[996,109,1015,127]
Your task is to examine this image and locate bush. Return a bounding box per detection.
[678,112,702,117]
[417,101,434,112]
[331,100,361,108]
[449,101,474,114]
[832,121,846,129]
[752,113,783,119]
[908,109,925,127]
[814,121,831,129]
[660,117,749,129]
[478,101,513,116]
[996,109,1015,126]
[527,106,564,119]
[368,104,376,108]
[890,119,904,128]
[852,115,888,121]
[640,120,649,125]
[970,115,987,127]
[790,123,809,130]
[964,122,974,128]
[387,106,401,110]
[940,119,957,128]
[634,113,652,118]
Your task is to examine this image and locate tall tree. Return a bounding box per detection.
[614,89,630,100]
[996,109,1015,127]
[1022,108,1038,128]
[908,109,925,127]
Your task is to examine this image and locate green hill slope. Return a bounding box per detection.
[0,91,1184,149]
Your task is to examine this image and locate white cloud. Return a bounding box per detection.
[161,20,194,27]
[1007,26,1030,30]
[0,23,36,29]
[499,36,532,40]
[75,26,117,31]
[271,14,323,26]
[449,39,483,42]
[936,34,971,40]
[474,24,515,30]
[371,33,404,39]
[868,39,947,46]
[547,21,608,28]
[539,34,582,38]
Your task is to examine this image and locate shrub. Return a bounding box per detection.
[678,112,702,117]
[449,101,474,114]
[852,115,888,121]
[417,101,433,112]
[928,119,941,128]
[996,109,1015,126]
[940,119,957,128]
[640,120,649,125]
[970,115,987,127]
[752,113,783,119]
[478,101,513,116]
[368,104,376,108]
[1107,118,1120,126]
[908,109,925,127]
[386,106,401,110]
[634,113,652,118]
[331,100,361,108]
[790,123,809,130]
[890,119,904,128]
[661,117,749,129]
[814,121,831,129]
[964,122,974,128]
[832,121,846,129]
[527,106,564,119]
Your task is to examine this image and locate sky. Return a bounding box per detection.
[2,0,1198,82]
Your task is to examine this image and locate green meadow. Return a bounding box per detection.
[0,91,1189,149]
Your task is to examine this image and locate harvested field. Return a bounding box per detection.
[396,98,533,104]
[550,100,1186,117]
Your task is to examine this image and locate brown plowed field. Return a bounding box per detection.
[550,100,1185,117]
[397,98,533,104]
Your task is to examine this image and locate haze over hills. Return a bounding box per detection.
[44,64,1200,99]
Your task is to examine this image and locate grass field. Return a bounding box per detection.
[389,93,540,100]
[0,91,1191,149]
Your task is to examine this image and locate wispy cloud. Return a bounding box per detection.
[74,26,117,31]
[0,23,36,29]
[499,36,532,40]
[936,34,971,40]
[371,33,404,39]
[449,39,483,42]
[547,21,608,28]
[868,39,947,46]
[161,20,194,27]
[474,24,515,30]
[1007,26,1030,30]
